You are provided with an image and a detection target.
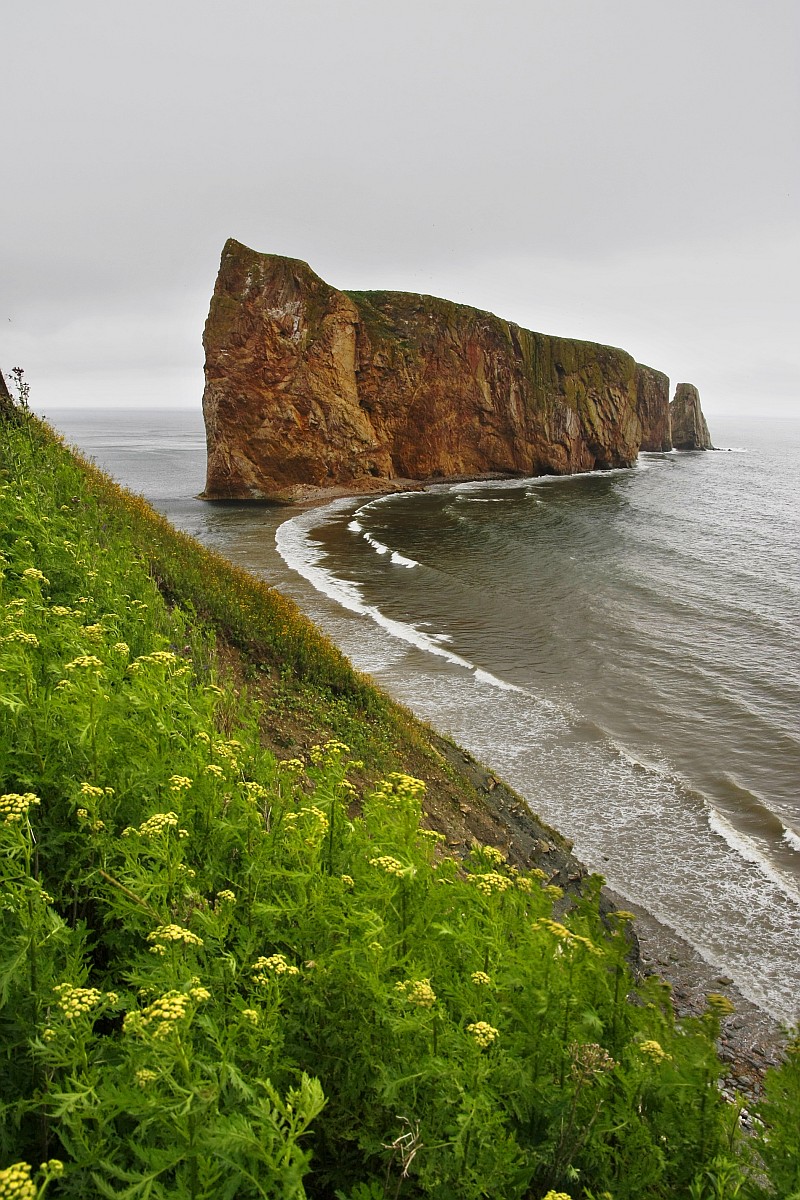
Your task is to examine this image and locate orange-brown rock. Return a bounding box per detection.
[202,240,663,502]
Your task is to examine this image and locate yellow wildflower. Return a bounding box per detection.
[124,990,191,1039]
[252,953,300,980]
[638,1039,671,1063]
[135,1068,158,1088]
[242,1008,259,1025]
[395,979,436,1008]
[0,793,40,824]
[369,855,406,878]
[470,871,511,897]
[64,654,103,671]
[0,1161,36,1200]
[1,629,39,647]
[169,775,193,792]
[80,782,104,798]
[470,971,492,986]
[147,924,203,949]
[53,982,103,1019]
[22,567,49,585]
[706,993,735,1018]
[137,812,179,837]
[467,1021,499,1048]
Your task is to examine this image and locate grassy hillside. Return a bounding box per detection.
[0,400,797,1200]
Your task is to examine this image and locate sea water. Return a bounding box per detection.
[43,406,800,1024]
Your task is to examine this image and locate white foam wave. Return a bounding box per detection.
[347,520,362,533]
[706,807,800,904]
[364,532,389,555]
[782,826,800,853]
[473,667,528,694]
[390,551,419,568]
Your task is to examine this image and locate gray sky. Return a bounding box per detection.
[2,0,798,417]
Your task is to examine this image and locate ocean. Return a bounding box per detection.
[42,406,800,1024]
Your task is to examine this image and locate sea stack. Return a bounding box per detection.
[670,383,714,450]
[202,240,651,502]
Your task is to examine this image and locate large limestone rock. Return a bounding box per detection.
[635,364,672,451]
[202,240,654,501]
[670,383,714,450]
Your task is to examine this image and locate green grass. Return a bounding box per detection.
[0,403,798,1200]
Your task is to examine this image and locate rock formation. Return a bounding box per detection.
[670,383,714,450]
[202,239,710,501]
[635,364,672,452]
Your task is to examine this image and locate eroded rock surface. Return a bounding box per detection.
[203,240,684,501]
[670,383,714,450]
[635,364,672,451]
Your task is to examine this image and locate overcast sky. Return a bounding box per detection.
[2,0,798,417]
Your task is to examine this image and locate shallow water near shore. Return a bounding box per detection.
[43,406,800,1026]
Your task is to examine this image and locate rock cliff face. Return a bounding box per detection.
[202,240,698,501]
[670,383,714,450]
[635,364,672,452]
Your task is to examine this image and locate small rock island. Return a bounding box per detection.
[202,239,713,502]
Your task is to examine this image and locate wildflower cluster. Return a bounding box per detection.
[467,1021,499,1048]
[169,775,193,792]
[64,654,103,671]
[470,971,492,986]
[147,924,203,951]
[533,918,601,955]
[395,979,436,1008]
[706,993,735,1018]
[470,870,512,896]
[0,792,40,824]
[369,855,406,877]
[310,739,351,765]
[135,1068,158,1088]
[124,990,194,1039]
[373,771,426,800]
[129,650,179,671]
[638,1039,671,1063]
[1,628,39,646]
[253,954,300,981]
[0,1162,36,1200]
[128,812,188,838]
[53,982,104,1019]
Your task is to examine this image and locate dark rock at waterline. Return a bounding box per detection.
[670,382,714,450]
